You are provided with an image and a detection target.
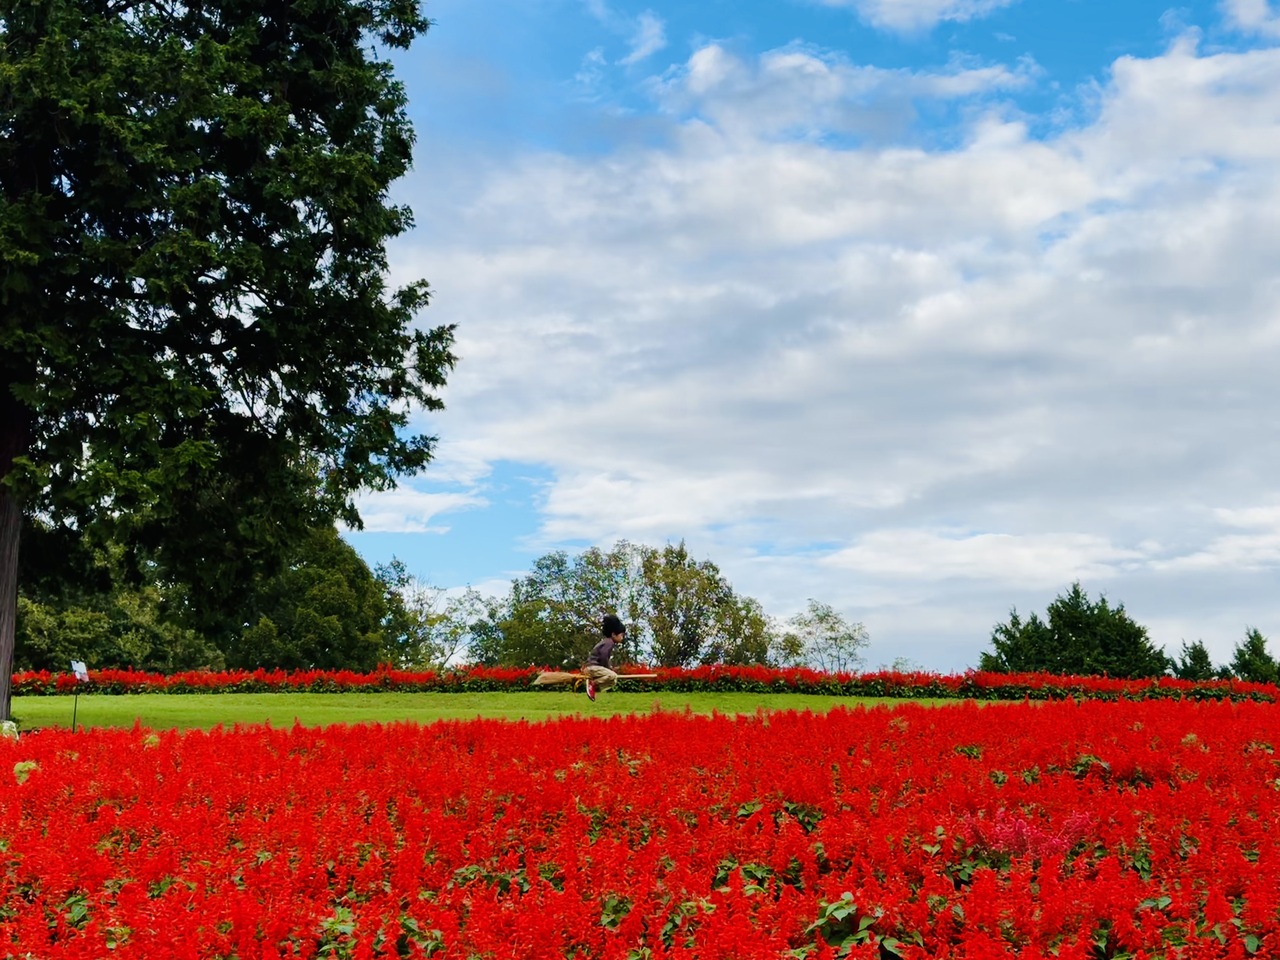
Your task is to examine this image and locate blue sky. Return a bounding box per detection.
[345,0,1280,670]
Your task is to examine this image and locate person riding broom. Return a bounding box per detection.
[583,614,625,701]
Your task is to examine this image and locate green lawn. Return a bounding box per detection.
[11,690,958,731]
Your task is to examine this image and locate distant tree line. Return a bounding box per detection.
[980,581,1277,683]
[20,532,1274,683]
[18,520,408,675]
[15,530,869,674]
[462,539,870,672]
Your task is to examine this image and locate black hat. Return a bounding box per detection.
[602,614,626,637]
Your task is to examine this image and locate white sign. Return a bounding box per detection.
[71,661,89,683]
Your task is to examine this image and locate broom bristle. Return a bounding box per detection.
[532,671,580,686]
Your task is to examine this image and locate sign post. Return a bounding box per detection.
[70,661,89,732]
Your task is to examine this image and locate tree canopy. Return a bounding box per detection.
[484,543,645,669]
[979,582,1170,679]
[780,599,869,673]
[16,524,464,675]
[465,539,853,670]
[231,527,391,672]
[0,0,453,718]
[1172,639,1217,682]
[1228,627,1277,685]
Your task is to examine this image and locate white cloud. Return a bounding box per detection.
[1223,0,1280,37]
[575,47,609,94]
[582,1,667,65]
[814,0,1022,33]
[652,43,1035,142]
[1218,505,1280,528]
[822,530,1146,586]
[582,0,608,19]
[349,487,486,534]
[621,11,666,65]
[397,35,1280,666]
[1155,504,1280,572]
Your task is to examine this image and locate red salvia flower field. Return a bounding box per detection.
[5,699,1280,957]
[12,664,1280,703]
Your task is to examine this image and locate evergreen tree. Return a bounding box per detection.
[0,0,453,718]
[1228,627,1278,684]
[979,610,1054,673]
[981,582,1169,678]
[1173,639,1217,681]
[230,528,390,672]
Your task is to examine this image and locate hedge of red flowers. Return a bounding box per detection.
[12,663,1280,702]
[5,699,1280,958]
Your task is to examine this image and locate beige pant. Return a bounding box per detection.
[583,664,618,691]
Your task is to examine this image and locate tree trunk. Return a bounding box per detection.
[0,387,28,723]
[0,488,18,723]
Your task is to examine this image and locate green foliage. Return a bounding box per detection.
[457,604,508,669]
[475,540,790,669]
[640,541,732,667]
[805,892,884,953]
[980,582,1170,679]
[1228,628,1277,684]
[0,0,454,717]
[16,523,505,675]
[17,521,425,674]
[488,544,644,668]
[702,596,775,666]
[16,598,111,672]
[375,559,435,666]
[492,593,584,669]
[228,528,389,671]
[771,629,808,668]
[17,590,224,675]
[15,518,224,672]
[1173,640,1217,682]
[380,568,500,670]
[476,541,651,668]
[781,599,869,673]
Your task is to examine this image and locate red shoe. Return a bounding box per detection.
[586,680,596,701]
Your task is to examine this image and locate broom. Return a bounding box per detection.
[532,671,659,687]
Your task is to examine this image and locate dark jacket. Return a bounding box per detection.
[586,637,617,669]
